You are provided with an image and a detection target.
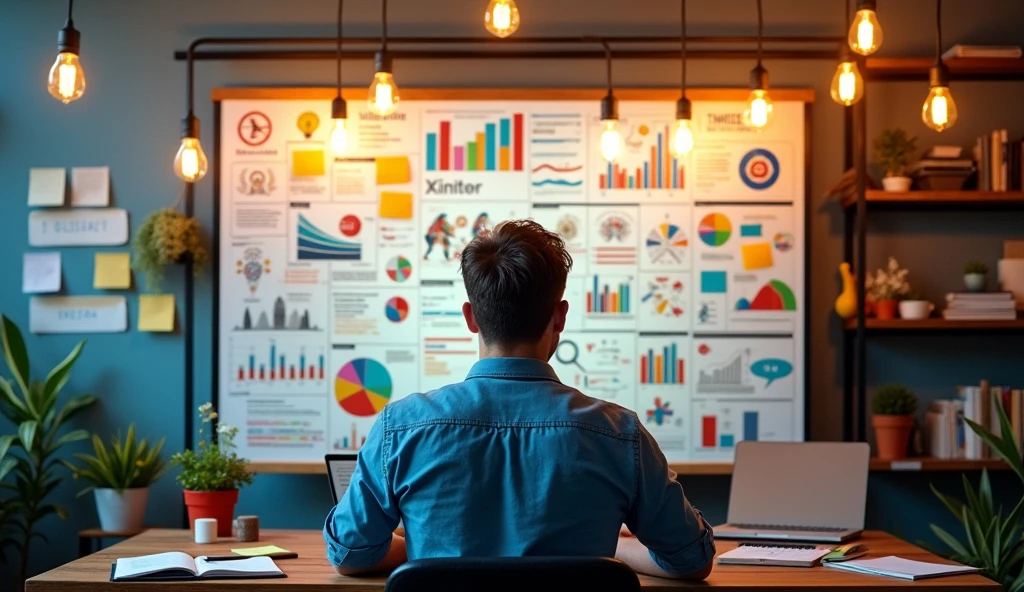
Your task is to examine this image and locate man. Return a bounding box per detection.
[323,220,714,579]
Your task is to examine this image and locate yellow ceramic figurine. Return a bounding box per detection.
[835,262,857,319]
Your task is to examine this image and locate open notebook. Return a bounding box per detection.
[824,556,981,580]
[110,551,285,582]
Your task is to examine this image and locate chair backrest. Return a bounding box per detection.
[385,556,641,592]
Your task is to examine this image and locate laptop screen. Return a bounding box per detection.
[326,453,358,504]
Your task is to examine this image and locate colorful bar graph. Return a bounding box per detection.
[720,434,735,448]
[587,275,630,314]
[640,343,685,384]
[426,114,525,172]
[598,125,685,190]
[236,346,324,383]
[701,416,716,448]
[744,411,759,442]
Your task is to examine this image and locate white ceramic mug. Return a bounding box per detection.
[899,300,933,320]
[194,518,217,544]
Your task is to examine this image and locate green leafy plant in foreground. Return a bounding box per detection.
[171,403,253,492]
[73,424,169,496]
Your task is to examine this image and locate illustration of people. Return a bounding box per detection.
[424,213,455,261]
[698,303,710,324]
[471,212,489,238]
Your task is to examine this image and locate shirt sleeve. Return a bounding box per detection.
[625,420,715,575]
[323,409,401,569]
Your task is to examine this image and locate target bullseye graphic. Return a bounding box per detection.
[739,148,780,190]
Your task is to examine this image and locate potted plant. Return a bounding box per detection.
[871,384,918,460]
[873,128,917,192]
[963,261,988,293]
[865,256,911,320]
[898,291,933,321]
[132,208,208,291]
[73,424,168,532]
[172,404,253,537]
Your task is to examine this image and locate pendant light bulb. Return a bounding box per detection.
[173,116,208,183]
[744,65,774,130]
[330,98,349,155]
[830,59,864,106]
[848,0,883,56]
[600,121,622,163]
[48,2,85,104]
[368,53,399,116]
[672,99,694,157]
[485,0,520,38]
[922,67,957,132]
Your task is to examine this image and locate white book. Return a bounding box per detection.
[946,292,1014,301]
[924,145,963,159]
[111,552,284,582]
[825,556,980,580]
[942,45,1022,59]
[717,543,833,568]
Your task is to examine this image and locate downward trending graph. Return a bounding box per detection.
[529,112,586,201]
[296,214,362,260]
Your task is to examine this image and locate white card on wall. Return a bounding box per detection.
[29,296,128,334]
[28,208,129,246]
[22,252,62,294]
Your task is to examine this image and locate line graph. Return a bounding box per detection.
[529,112,585,201]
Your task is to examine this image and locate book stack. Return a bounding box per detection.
[943,292,1017,320]
[974,130,1024,191]
[941,45,1022,60]
[907,146,973,191]
[926,382,1024,460]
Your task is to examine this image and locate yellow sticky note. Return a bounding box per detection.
[93,253,131,289]
[741,242,774,271]
[138,294,175,332]
[292,150,325,177]
[231,545,291,557]
[379,191,414,220]
[375,156,411,185]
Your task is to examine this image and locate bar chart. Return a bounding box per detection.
[426,113,525,172]
[231,339,326,387]
[598,124,685,190]
[700,411,758,448]
[586,275,631,314]
[640,343,684,384]
[695,348,755,394]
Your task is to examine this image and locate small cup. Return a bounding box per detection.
[233,515,260,542]
[194,518,217,544]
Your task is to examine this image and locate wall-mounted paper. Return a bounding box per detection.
[22,252,62,294]
[29,296,127,334]
[379,191,413,219]
[28,168,66,207]
[94,252,131,289]
[29,208,129,246]
[71,166,110,207]
[139,294,175,332]
[375,156,411,185]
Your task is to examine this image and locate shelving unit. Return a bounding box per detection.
[869,457,1008,472]
[843,318,1024,331]
[841,190,1024,209]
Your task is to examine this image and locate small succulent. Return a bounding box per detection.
[872,384,918,416]
[964,261,989,275]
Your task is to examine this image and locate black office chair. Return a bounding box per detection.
[385,556,641,592]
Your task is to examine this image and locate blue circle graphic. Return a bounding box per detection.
[739,148,780,190]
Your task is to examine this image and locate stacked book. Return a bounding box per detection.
[943,292,1017,320]
[907,146,973,191]
[974,130,1024,191]
[926,383,1024,460]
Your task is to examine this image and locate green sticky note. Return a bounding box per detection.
[231,545,291,557]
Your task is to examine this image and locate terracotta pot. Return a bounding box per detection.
[873,415,914,460]
[183,489,239,537]
[875,299,898,320]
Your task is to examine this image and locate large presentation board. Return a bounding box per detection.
[215,89,808,465]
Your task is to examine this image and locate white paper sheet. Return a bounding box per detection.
[71,166,110,207]
[28,208,129,246]
[22,252,62,294]
[28,168,66,207]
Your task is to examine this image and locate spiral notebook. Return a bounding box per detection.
[717,542,834,568]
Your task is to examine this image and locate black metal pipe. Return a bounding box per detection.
[175,49,838,61]
[173,35,843,47]
[853,58,868,443]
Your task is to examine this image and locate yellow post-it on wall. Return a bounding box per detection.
[741,242,774,271]
[292,150,325,177]
[379,191,414,219]
[376,156,411,185]
[139,294,175,332]
[93,253,131,289]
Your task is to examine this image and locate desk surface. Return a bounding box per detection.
[27,529,999,591]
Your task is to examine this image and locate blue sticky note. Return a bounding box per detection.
[740,224,762,237]
[701,271,727,294]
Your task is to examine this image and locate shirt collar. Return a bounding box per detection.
[466,357,560,382]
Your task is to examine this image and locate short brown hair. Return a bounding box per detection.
[459,220,573,346]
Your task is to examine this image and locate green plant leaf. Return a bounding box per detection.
[0,315,31,398]
[931,524,970,556]
[41,340,83,408]
[17,421,38,450]
[969,407,1024,484]
[53,394,97,429]
[49,429,90,452]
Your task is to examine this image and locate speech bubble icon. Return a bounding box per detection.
[751,358,793,387]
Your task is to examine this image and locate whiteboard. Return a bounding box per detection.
[215,90,807,464]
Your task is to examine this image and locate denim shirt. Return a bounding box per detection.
[323,357,715,573]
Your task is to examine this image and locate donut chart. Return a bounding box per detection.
[335,358,392,416]
[385,296,409,323]
[386,255,413,283]
[698,213,732,247]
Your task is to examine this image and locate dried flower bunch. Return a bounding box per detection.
[132,208,208,291]
[865,256,911,301]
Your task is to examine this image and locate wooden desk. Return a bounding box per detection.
[28,529,999,591]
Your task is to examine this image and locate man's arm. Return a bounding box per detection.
[335,534,407,576]
[615,536,712,580]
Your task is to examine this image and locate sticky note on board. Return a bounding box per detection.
[741,242,774,271]
[138,294,175,332]
[375,156,411,185]
[28,168,66,206]
[379,191,414,219]
[93,253,131,289]
[701,271,727,294]
[231,545,291,557]
[292,150,325,177]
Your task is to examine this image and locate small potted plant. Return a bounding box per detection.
[873,128,917,192]
[898,291,933,321]
[172,404,253,537]
[963,261,988,293]
[872,384,918,460]
[73,424,168,532]
[132,208,208,291]
[865,256,910,320]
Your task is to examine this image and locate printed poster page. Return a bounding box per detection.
[530,204,589,276]
[527,101,594,204]
[420,201,527,281]
[375,155,421,286]
[691,337,796,401]
[332,287,419,345]
[637,333,692,462]
[420,280,477,393]
[223,395,329,462]
[551,332,637,412]
[288,203,378,282]
[345,103,422,157]
[690,399,795,461]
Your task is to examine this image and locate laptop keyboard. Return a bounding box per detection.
[731,524,847,533]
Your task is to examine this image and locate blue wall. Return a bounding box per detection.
[2,0,1024,580]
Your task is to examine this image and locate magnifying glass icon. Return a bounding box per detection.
[556,340,586,373]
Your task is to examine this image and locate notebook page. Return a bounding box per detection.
[113,551,197,578]
[720,544,832,563]
[195,555,282,577]
[826,556,980,579]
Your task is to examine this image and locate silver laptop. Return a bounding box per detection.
[714,441,870,543]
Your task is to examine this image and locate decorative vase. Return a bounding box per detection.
[834,263,858,319]
[881,176,912,192]
[183,489,239,537]
[875,299,898,320]
[873,414,914,460]
[964,273,987,293]
[94,487,149,532]
[898,300,933,320]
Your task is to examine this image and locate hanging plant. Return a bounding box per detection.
[132,208,208,291]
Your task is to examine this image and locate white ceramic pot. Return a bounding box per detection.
[898,300,933,320]
[94,487,149,532]
[964,273,987,293]
[882,176,912,192]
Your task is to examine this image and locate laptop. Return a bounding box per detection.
[713,441,870,543]
[325,453,404,530]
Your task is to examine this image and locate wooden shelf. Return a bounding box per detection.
[870,457,1008,472]
[866,57,1024,81]
[842,190,1024,209]
[247,461,736,476]
[844,317,1024,331]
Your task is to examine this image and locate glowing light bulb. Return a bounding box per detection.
[485,0,520,38]
[848,7,883,56]
[47,51,85,104]
[173,137,208,183]
[672,119,694,157]
[368,71,399,116]
[600,120,622,162]
[922,86,957,132]
[743,89,774,129]
[330,119,348,154]
[830,60,864,106]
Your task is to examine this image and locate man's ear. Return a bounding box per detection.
[462,301,480,334]
[552,300,569,334]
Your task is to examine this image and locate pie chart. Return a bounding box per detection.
[335,358,392,416]
[386,255,413,283]
[736,280,798,311]
[385,296,409,323]
[645,223,688,263]
[698,213,732,247]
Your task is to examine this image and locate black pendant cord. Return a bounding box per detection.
[680,0,686,95]
[601,39,613,96]
[845,0,850,35]
[337,0,343,98]
[756,0,763,68]
[934,0,942,65]
[381,0,388,54]
[67,0,73,22]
